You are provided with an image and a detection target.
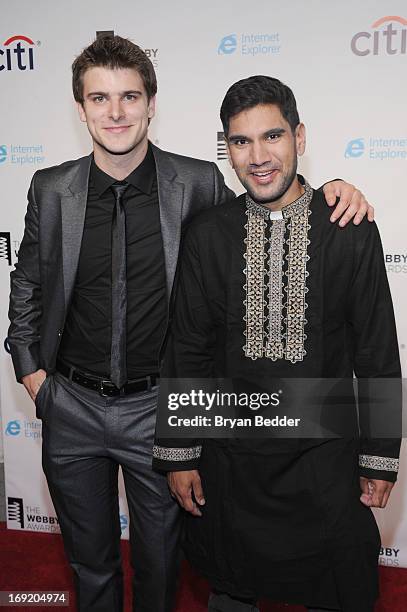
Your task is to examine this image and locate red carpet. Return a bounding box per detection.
[0,522,406,611]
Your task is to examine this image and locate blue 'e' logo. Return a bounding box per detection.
[5,420,21,436]
[218,34,237,55]
[120,514,128,533]
[0,145,7,164]
[345,138,365,158]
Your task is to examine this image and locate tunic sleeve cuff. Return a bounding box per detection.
[152,444,202,473]
[359,454,399,483]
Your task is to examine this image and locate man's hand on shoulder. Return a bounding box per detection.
[323,180,374,227]
[22,369,47,402]
[168,469,205,517]
[360,477,394,508]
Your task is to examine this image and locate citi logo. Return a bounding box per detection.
[351,16,407,56]
[0,35,35,71]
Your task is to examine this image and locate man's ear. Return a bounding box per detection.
[295,123,306,156]
[148,95,156,121]
[77,102,87,123]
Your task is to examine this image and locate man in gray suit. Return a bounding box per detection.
[8,35,373,612]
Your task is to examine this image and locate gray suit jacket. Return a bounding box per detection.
[8,143,234,381]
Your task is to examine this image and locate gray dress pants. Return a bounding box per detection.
[37,372,181,612]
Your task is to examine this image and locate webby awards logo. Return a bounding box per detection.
[96,31,158,68]
[0,35,39,71]
[351,16,407,56]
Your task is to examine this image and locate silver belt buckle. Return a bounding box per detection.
[99,379,112,397]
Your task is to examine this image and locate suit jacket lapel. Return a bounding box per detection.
[152,144,185,301]
[60,155,91,310]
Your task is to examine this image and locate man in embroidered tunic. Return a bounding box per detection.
[152,76,401,612]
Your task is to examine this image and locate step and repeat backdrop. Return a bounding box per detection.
[0,0,406,568]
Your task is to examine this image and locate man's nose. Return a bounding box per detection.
[109,99,125,121]
[250,141,270,167]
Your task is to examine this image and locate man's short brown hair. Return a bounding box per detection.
[72,35,157,104]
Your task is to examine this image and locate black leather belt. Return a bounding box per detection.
[56,360,159,397]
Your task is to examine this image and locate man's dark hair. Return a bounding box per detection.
[220,75,300,137]
[72,35,157,104]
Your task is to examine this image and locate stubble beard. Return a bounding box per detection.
[244,158,298,206]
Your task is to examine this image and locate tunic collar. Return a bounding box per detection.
[245,179,313,220]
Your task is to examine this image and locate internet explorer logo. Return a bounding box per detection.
[345,138,365,158]
[120,514,128,533]
[0,145,7,164]
[218,34,237,54]
[5,420,21,436]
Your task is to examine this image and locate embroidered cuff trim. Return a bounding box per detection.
[359,454,399,472]
[153,445,202,462]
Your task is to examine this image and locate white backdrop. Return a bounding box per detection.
[0,0,406,568]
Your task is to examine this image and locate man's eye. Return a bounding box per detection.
[93,96,105,103]
[124,94,137,101]
[267,133,280,141]
[233,139,247,146]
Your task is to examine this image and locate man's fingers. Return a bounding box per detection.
[367,204,375,222]
[192,474,205,506]
[178,486,202,516]
[338,205,359,228]
[329,194,352,222]
[359,482,373,507]
[323,183,338,206]
[329,187,374,226]
[376,482,394,508]
[350,192,369,226]
[360,479,394,508]
[22,369,47,403]
[167,471,203,516]
[337,187,361,226]
[371,489,384,508]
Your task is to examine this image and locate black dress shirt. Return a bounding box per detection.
[58,145,167,378]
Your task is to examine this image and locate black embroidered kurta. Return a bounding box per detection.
[153,183,401,610]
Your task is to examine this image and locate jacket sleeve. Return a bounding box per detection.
[317,178,342,192]
[8,173,43,381]
[346,221,402,483]
[153,223,216,473]
[212,162,235,206]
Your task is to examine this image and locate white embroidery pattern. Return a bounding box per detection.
[152,445,202,462]
[285,204,311,363]
[359,454,399,472]
[243,207,267,359]
[265,219,285,360]
[243,181,313,362]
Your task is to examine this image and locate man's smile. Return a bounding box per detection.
[103,125,132,133]
[250,168,279,184]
